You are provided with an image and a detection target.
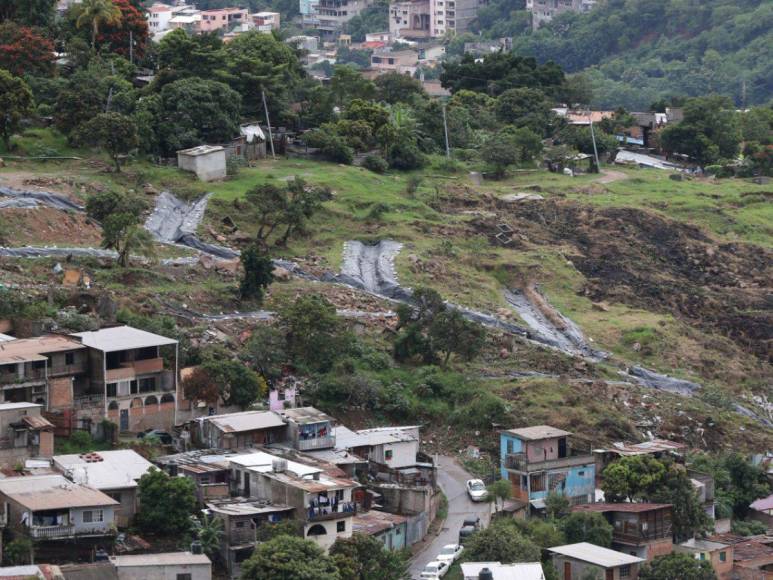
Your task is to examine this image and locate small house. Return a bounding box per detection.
[279,407,336,451]
[109,552,212,580]
[749,494,773,529]
[548,542,644,580]
[177,145,227,182]
[0,402,55,464]
[196,410,287,450]
[352,509,407,551]
[675,538,733,580]
[461,562,545,580]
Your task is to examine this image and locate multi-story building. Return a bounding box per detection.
[390,1,431,38]
[0,335,88,410]
[500,425,595,511]
[389,0,482,39]
[279,407,336,452]
[198,8,249,33]
[676,539,733,580]
[71,326,179,434]
[0,402,54,465]
[315,0,375,37]
[169,6,202,33]
[370,49,420,75]
[229,450,359,551]
[0,474,118,542]
[572,503,673,562]
[252,11,281,31]
[300,0,320,27]
[526,0,596,30]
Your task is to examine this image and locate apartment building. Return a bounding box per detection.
[390,0,431,38]
[526,0,596,29]
[389,0,482,39]
[199,8,249,33]
[72,326,178,434]
[253,11,281,31]
[315,0,376,36]
[229,450,359,551]
[500,425,595,511]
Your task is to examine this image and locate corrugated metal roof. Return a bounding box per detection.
[72,326,177,352]
[573,503,671,514]
[679,538,730,552]
[548,543,644,568]
[599,439,686,456]
[0,402,43,412]
[279,406,333,425]
[53,450,154,490]
[110,552,211,567]
[0,474,119,511]
[506,426,571,440]
[206,498,294,516]
[207,410,286,433]
[352,510,406,535]
[21,415,54,431]
[0,335,85,364]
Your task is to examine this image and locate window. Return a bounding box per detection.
[719,551,727,562]
[278,390,286,401]
[130,380,138,394]
[33,360,46,370]
[619,565,631,578]
[337,520,346,532]
[578,471,585,476]
[506,439,513,454]
[139,377,157,393]
[82,509,104,523]
[177,575,192,580]
[65,352,75,365]
[235,521,245,528]
[385,449,393,461]
[530,472,546,492]
[106,383,117,397]
[699,553,706,560]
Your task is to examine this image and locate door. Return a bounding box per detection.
[558,437,567,458]
[605,570,614,580]
[120,409,129,431]
[243,472,250,497]
[563,561,571,580]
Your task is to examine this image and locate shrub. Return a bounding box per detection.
[363,154,388,173]
[388,139,426,170]
[366,202,391,221]
[406,175,423,194]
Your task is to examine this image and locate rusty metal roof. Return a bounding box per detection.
[21,415,54,431]
[207,410,286,433]
[573,503,671,514]
[0,335,84,364]
[352,510,407,536]
[598,439,686,456]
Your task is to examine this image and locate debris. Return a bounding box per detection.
[272,266,292,282]
[52,262,63,274]
[500,193,544,203]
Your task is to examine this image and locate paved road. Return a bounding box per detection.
[409,456,492,578]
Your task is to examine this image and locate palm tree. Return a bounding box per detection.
[75,0,122,49]
[190,514,223,559]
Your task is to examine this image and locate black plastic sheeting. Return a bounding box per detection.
[0,187,84,211]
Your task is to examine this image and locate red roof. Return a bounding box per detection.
[360,41,385,49]
[572,503,672,513]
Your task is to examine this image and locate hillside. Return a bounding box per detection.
[2,134,771,454]
[494,0,773,109]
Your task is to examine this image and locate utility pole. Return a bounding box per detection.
[442,102,450,158]
[262,89,276,159]
[588,113,600,171]
[129,30,133,65]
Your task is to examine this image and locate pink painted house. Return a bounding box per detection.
[198,7,249,32]
[269,385,296,411]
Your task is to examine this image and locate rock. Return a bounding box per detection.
[97,294,117,322]
[469,172,482,185]
[199,254,216,270]
[143,183,158,195]
[501,193,544,203]
[272,266,292,282]
[0,158,5,167]
[632,342,641,352]
[591,301,610,312]
[215,258,240,275]
[52,262,63,274]
[231,232,253,244]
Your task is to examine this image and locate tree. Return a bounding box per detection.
[245,325,288,383]
[485,131,521,179]
[601,455,666,502]
[393,287,446,364]
[342,0,387,42]
[0,0,55,27]
[650,466,711,541]
[375,72,426,105]
[240,244,274,302]
[561,512,613,547]
[487,479,512,512]
[241,535,341,580]
[96,0,148,59]
[136,468,197,535]
[330,533,409,580]
[495,87,555,136]
[75,0,122,49]
[157,29,225,79]
[86,191,152,267]
[202,359,264,409]
[639,553,716,580]
[182,365,220,405]
[281,294,349,373]
[0,22,54,77]
[545,491,571,520]
[76,112,138,172]
[0,69,33,151]
[430,309,485,365]
[721,454,771,519]
[465,521,541,563]
[190,513,223,559]
[331,65,376,106]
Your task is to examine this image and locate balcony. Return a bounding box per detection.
[613,524,672,545]
[30,524,76,539]
[296,436,335,451]
[307,502,357,522]
[504,451,593,473]
[106,358,164,382]
[229,526,257,546]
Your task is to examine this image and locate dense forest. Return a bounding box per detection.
[472,0,772,110]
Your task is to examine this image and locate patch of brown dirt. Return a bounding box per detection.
[4,207,102,246]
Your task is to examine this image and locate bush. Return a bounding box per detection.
[435,156,464,173]
[388,139,426,170]
[304,129,354,164]
[366,202,391,221]
[406,175,423,194]
[363,154,388,173]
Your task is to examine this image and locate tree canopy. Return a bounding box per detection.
[241,535,341,580]
[136,468,197,535]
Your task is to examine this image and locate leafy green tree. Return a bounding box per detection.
[639,553,716,580]
[255,520,304,542]
[545,491,571,520]
[465,521,541,563]
[721,454,771,519]
[495,87,555,135]
[331,65,376,106]
[281,294,350,373]
[156,29,225,79]
[74,0,122,49]
[202,358,264,409]
[86,191,152,267]
[561,512,613,547]
[240,244,274,302]
[136,468,197,535]
[4,538,32,565]
[241,535,341,580]
[393,287,446,364]
[375,72,426,105]
[342,0,388,41]
[650,467,712,541]
[335,46,373,69]
[430,309,485,365]
[330,533,409,580]
[244,325,288,383]
[190,513,224,558]
[76,112,138,172]
[0,0,55,27]
[601,455,666,502]
[0,69,33,151]
[487,479,512,512]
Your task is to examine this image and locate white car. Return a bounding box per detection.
[436,543,464,565]
[419,560,449,579]
[466,479,488,501]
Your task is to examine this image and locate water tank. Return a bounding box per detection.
[272,458,288,473]
[191,541,203,555]
[478,568,494,580]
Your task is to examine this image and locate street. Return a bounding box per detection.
[409,456,492,578]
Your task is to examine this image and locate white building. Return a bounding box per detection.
[389,0,482,39]
[526,0,597,29]
[253,11,281,31]
[110,552,212,580]
[335,426,420,470]
[462,562,545,580]
[315,0,376,36]
[177,145,227,182]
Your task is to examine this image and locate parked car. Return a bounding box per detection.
[463,516,481,530]
[436,543,464,565]
[466,479,488,502]
[137,429,173,444]
[419,560,449,579]
[459,525,477,544]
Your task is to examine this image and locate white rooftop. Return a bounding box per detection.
[110,552,211,567]
[73,325,177,352]
[207,410,286,433]
[335,425,418,448]
[229,450,322,478]
[177,145,224,156]
[0,333,14,342]
[549,543,644,568]
[461,562,545,580]
[53,450,154,490]
[0,402,42,411]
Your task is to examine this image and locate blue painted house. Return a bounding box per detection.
[500,425,595,511]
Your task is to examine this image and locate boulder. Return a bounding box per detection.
[272,266,292,282]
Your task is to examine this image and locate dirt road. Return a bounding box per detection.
[596,169,628,184]
[409,456,491,579]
